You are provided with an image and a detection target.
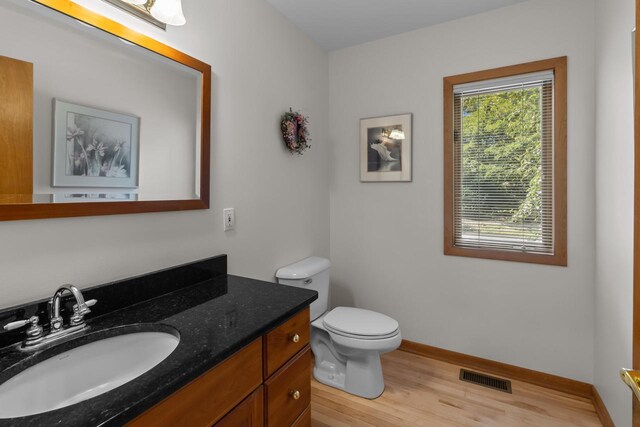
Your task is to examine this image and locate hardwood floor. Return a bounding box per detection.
[310,350,602,427]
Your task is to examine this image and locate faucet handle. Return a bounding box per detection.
[4,316,39,332]
[70,299,97,326]
[72,299,97,314]
[3,316,44,346]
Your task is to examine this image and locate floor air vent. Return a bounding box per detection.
[459,369,512,393]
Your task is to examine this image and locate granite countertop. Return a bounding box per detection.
[0,256,317,426]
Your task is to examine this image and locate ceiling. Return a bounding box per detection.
[265,0,527,51]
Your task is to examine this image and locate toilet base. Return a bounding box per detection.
[313,353,385,399]
[311,328,387,399]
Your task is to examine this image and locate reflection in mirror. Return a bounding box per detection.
[0,0,204,206]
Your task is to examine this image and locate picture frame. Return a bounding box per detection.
[52,99,140,188]
[360,113,412,182]
[52,193,139,203]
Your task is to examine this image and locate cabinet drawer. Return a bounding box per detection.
[264,307,310,378]
[128,338,262,427]
[265,347,311,427]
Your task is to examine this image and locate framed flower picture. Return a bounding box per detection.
[52,99,140,188]
[360,113,412,182]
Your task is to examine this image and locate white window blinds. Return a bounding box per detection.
[452,71,554,254]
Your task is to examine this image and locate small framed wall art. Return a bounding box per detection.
[360,113,412,182]
[52,99,140,188]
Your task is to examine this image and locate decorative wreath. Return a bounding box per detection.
[281,108,311,155]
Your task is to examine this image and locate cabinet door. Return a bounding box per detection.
[215,386,263,427]
[291,406,311,427]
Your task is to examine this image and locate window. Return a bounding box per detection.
[443,57,567,266]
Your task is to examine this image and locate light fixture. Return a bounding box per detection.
[149,0,186,26]
[389,129,405,140]
[121,0,186,26]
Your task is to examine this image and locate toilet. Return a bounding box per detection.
[276,256,401,399]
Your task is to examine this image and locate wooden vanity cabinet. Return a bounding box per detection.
[128,307,311,427]
[215,386,264,427]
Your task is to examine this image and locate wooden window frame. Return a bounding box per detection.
[443,57,567,266]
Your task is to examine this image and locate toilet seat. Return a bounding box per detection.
[313,314,402,353]
[322,307,399,340]
[324,326,399,340]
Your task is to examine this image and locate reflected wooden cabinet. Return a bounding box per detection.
[0,56,33,200]
[128,307,311,427]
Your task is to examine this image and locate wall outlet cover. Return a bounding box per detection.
[223,208,235,231]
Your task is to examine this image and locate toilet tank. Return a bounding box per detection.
[276,257,330,321]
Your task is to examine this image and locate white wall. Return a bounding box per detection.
[594,0,635,424]
[0,0,330,309]
[329,0,597,382]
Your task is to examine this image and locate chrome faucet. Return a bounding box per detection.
[3,284,96,351]
[50,285,94,332]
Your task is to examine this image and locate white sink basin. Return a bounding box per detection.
[0,330,179,418]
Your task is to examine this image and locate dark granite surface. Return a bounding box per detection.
[0,256,317,426]
[0,255,228,349]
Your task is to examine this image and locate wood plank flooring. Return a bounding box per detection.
[310,350,602,426]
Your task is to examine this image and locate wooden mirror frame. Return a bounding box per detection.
[0,0,211,221]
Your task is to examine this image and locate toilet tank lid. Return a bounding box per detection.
[276,257,331,279]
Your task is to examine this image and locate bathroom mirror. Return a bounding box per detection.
[0,0,211,221]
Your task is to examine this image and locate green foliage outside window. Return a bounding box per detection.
[460,87,544,241]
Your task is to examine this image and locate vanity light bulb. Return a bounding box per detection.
[150,0,186,26]
[121,0,147,5]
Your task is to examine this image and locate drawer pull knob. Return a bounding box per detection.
[291,334,300,343]
[291,390,301,400]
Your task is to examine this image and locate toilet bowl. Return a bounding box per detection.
[276,257,401,399]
